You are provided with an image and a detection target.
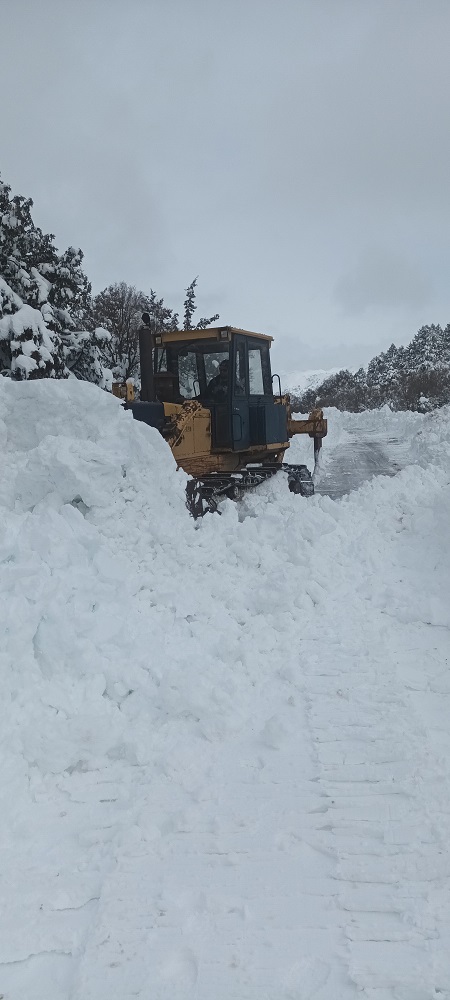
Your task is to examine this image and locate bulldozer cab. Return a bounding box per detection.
[152,327,288,452]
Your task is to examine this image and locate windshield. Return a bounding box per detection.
[173,343,230,400]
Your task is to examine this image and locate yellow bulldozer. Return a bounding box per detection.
[112,316,327,516]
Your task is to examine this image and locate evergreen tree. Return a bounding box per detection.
[0,179,56,303]
[63,325,112,385]
[183,277,219,331]
[183,278,196,331]
[0,173,108,384]
[146,288,179,333]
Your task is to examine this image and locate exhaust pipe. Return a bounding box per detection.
[139,312,156,402]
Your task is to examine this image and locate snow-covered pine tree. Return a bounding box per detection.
[0,174,109,385]
[442,325,450,365]
[0,180,56,302]
[42,245,111,386]
[0,177,66,378]
[406,324,446,369]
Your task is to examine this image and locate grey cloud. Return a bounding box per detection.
[335,246,432,316]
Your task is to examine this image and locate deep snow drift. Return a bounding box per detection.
[1,377,450,1000]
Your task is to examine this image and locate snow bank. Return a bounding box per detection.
[0,376,185,514]
[1,378,450,999]
[0,376,187,779]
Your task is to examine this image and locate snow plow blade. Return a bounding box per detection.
[287,408,327,445]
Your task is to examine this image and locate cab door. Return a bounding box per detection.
[247,340,288,446]
[231,335,250,450]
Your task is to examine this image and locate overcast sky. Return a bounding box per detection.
[2,0,450,373]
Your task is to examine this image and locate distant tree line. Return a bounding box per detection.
[292,326,450,413]
[0,173,218,386]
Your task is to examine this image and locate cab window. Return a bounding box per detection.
[248,348,264,395]
[177,350,199,398]
[248,344,272,395]
[234,341,246,395]
[154,348,168,372]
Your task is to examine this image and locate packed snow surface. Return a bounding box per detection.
[1,377,450,1000]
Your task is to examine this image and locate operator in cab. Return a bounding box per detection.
[206,358,229,401]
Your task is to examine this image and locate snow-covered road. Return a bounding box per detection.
[315,435,401,499]
[1,382,449,999]
[298,409,416,500]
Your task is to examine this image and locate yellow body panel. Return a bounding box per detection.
[162,400,288,475]
[163,401,212,461]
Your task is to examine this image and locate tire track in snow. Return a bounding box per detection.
[69,683,355,1000]
[301,564,450,996]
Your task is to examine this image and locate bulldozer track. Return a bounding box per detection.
[185,463,314,518]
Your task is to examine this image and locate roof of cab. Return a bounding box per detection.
[156,326,273,345]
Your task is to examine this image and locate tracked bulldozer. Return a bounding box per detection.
[112,317,327,516]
